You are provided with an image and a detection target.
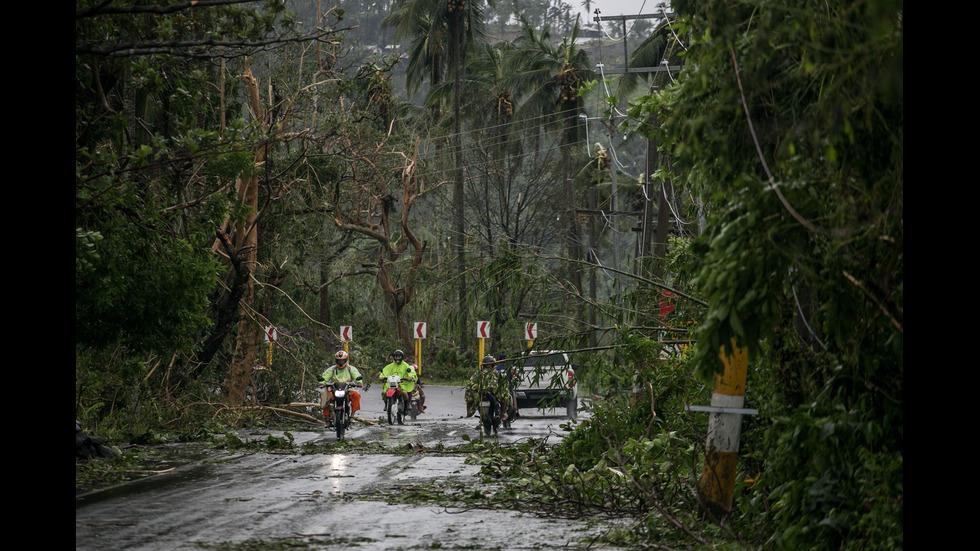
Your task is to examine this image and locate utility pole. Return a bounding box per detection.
[592,8,681,280]
[639,108,660,276]
[602,117,621,300]
[690,341,756,518]
[591,11,681,76]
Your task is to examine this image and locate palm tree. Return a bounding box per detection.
[384,0,492,119]
[509,14,593,147]
[383,0,448,118]
[508,14,595,314]
[384,0,492,352]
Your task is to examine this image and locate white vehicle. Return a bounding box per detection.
[513,351,577,419]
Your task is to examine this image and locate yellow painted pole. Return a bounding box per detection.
[415,338,422,376]
[698,338,749,517]
[478,338,485,367]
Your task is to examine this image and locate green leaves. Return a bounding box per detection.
[761,404,904,550]
[627,0,903,545]
[75,181,223,353]
[76,228,104,275]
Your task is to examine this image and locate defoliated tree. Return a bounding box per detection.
[76,0,352,404]
[384,0,493,351]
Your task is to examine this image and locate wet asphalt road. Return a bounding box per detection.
[76,385,627,551]
[328,382,580,446]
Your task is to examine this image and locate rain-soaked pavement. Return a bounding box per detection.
[76,385,631,550]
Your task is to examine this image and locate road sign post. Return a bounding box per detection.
[476,321,490,366]
[264,326,277,366]
[340,326,352,353]
[413,322,427,376]
[524,322,537,348]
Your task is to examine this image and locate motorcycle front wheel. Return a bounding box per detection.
[386,397,395,425]
[336,410,346,441]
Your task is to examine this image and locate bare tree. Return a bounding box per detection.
[328,136,444,346]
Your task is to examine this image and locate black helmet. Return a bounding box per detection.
[393,349,404,361]
[482,355,495,366]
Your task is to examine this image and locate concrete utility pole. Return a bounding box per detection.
[639,109,660,277]
[591,9,681,280]
[602,118,621,300]
[694,341,753,518]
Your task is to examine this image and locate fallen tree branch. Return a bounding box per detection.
[227,404,380,426]
[234,405,323,423]
[127,467,177,475]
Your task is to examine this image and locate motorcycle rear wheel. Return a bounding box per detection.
[397,400,405,425]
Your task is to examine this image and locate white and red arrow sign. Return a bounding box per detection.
[414,322,427,339]
[476,321,490,339]
[264,325,278,344]
[525,322,538,340]
[340,326,353,342]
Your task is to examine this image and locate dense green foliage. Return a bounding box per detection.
[76,0,347,431]
[629,0,903,547]
[75,0,288,352]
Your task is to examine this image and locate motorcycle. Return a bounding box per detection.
[384,374,406,425]
[405,383,423,422]
[478,391,503,436]
[383,374,422,425]
[319,380,361,441]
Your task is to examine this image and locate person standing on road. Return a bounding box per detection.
[378,349,417,409]
[319,350,363,424]
[495,353,518,420]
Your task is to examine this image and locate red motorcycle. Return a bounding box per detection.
[383,374,406,425]
[383,374,422,425]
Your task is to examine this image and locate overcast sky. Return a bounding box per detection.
[573,0,672,30]
[577,0,671,18]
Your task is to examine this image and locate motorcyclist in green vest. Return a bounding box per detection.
[378,349,417,410]
[318,350,363,426]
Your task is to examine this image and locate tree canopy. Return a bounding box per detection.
[630,0,903,546]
